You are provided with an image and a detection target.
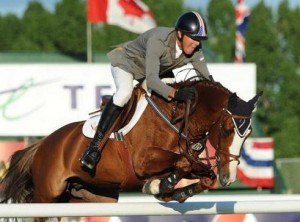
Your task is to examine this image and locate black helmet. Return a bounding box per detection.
[175,11,208,41]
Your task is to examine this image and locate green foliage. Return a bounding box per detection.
[13,2,56,51]
[246,2,281,133]
[0,14,22,51]
[53,0,87,54]
[246,2,300,157]
[143,0,184,27]
[207,0,235,62]
[277,1,300,68]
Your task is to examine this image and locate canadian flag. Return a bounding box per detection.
[87,0,156,34]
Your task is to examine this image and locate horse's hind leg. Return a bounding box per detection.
[32,180,68,203]
[70,188,119,203]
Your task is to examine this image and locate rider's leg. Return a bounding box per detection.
[80,66,133,170]
[80,98,122,170]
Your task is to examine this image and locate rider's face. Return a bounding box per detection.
[178,33,201,55]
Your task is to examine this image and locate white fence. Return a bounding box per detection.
[0,195,300,217]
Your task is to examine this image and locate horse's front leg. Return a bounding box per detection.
[143,155,191,195]
[155,173,217,203]
[171,174,217,202]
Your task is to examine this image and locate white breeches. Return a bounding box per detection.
[111,66,134,107]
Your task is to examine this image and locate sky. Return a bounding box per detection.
[0,0,300,17]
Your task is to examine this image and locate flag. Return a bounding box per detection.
[87,0,156,34]
[235,0,250,63]
[237,138,275,188]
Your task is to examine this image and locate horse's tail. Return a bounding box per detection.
[0,141,39,203]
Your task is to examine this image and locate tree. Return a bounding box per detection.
[277,0,300,71]
[12,1,55,51]
[0,14,22,51]
[53,0,86,55]
[207,0,235,62]
[271,1,300,157]
[246,2,300,157]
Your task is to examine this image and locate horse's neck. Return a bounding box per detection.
[189,82,229,132]
[200,82,230,109]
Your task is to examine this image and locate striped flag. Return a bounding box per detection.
[87,0,156,34]
[237,138,274,188]
[235,0,250,63]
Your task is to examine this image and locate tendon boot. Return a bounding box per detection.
[80,98,122,170]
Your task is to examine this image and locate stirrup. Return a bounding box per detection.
[80,146,101,170]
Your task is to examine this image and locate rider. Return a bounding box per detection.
[80,11,214,171]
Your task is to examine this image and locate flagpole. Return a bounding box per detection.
[87,22,92,63]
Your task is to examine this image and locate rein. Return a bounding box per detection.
[145,95,188,138]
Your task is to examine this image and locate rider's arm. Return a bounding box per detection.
[145,39,175,100]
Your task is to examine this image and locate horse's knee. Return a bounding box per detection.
[175,156,192,174]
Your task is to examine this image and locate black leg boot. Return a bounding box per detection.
[80,98,122,170]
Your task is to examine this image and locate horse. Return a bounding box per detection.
[0,78,262,210]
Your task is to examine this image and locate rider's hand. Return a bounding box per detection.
[174,87,195,102]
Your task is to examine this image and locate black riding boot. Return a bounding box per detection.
[80,98,122,170]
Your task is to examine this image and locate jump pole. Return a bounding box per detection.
[0,195,300,218]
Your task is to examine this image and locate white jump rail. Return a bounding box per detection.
[1,194,300,217]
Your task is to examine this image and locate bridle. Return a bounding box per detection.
[179,104,252,175]
[212,109,252,168]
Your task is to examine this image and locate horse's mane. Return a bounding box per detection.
[170,79,232,96]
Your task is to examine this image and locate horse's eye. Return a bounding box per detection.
[222,125,234,137]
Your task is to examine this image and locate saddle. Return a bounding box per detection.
[82,83,147,145]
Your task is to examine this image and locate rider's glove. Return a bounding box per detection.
[174,87,195,102]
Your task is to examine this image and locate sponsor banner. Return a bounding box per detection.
[0,64,115,136]
[0,63,256,136]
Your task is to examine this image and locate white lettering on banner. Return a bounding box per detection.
[0,63,256,136]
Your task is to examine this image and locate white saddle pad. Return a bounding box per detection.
[82,93,149,139]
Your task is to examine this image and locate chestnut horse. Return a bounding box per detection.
[0,79,262,207]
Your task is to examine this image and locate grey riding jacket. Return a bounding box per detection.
[107,27,211,99]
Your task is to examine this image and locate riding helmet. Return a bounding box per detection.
[175,11,208,41]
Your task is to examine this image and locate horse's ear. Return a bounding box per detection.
[228,92,238,111]
[248,91,263,111]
